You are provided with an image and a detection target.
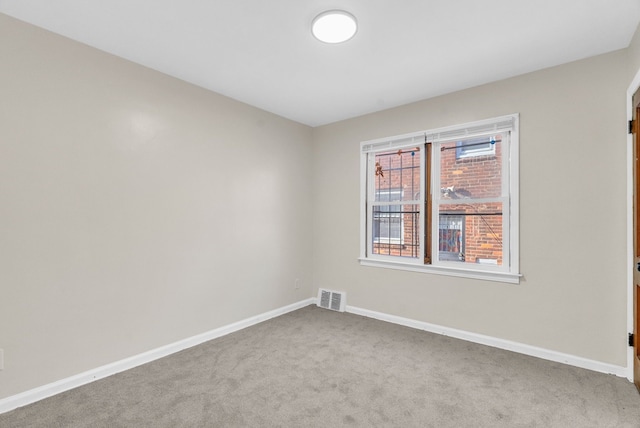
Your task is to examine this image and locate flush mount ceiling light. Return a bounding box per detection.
[312,10,357,44]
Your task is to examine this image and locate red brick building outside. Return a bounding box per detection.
[438,136,503,265]
[372,135,503,266]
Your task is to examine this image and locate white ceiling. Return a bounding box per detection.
[1,0,639,127]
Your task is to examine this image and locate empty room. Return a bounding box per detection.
[2,0,640,426]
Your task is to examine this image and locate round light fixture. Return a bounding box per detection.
[311,10,357,44]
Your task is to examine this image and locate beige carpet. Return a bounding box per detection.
[1,305,639,427]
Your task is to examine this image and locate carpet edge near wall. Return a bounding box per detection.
[346,305,630,380]
[0,298,315,414]
[0,298,630,414]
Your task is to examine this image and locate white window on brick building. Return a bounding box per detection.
[455,137,496,159]
[373,189,403,245]
[438,214,465,261]
[360,114,520,283]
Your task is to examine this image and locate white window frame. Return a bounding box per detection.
[359,114,521,284]
[362,133,426,264]
[432,132,510,272]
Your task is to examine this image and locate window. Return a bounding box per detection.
[456,137,496,159]
[373,189,403,244]
[439,214,464,261]
[360,114,520,283]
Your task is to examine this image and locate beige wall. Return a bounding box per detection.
[628,23,640,80]
[312,50,629,366]
[0,14,313,399]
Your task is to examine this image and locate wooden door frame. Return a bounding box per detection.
[627,70,640,382]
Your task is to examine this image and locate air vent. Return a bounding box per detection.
[317,288,346,312]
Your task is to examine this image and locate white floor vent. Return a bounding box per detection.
[317,288,346,312]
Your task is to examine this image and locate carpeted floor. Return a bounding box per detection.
[1,305,639,427]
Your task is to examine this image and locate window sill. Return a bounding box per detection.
[358,258,521,284]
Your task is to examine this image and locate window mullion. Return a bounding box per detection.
[429,141,442,265]
[424,143,432,264]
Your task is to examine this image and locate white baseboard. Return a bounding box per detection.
[0,298,315,415]
[3,298,628,415]
[345,305,629,379]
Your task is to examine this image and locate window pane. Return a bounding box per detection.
[439,214,464,261]
[375,189,402,215]
[456,137,496,158]
[440,136,502,199]
[438,203,502,265]
[372,204,420,258]
[373,215,401,240]
[374,147,420,202]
